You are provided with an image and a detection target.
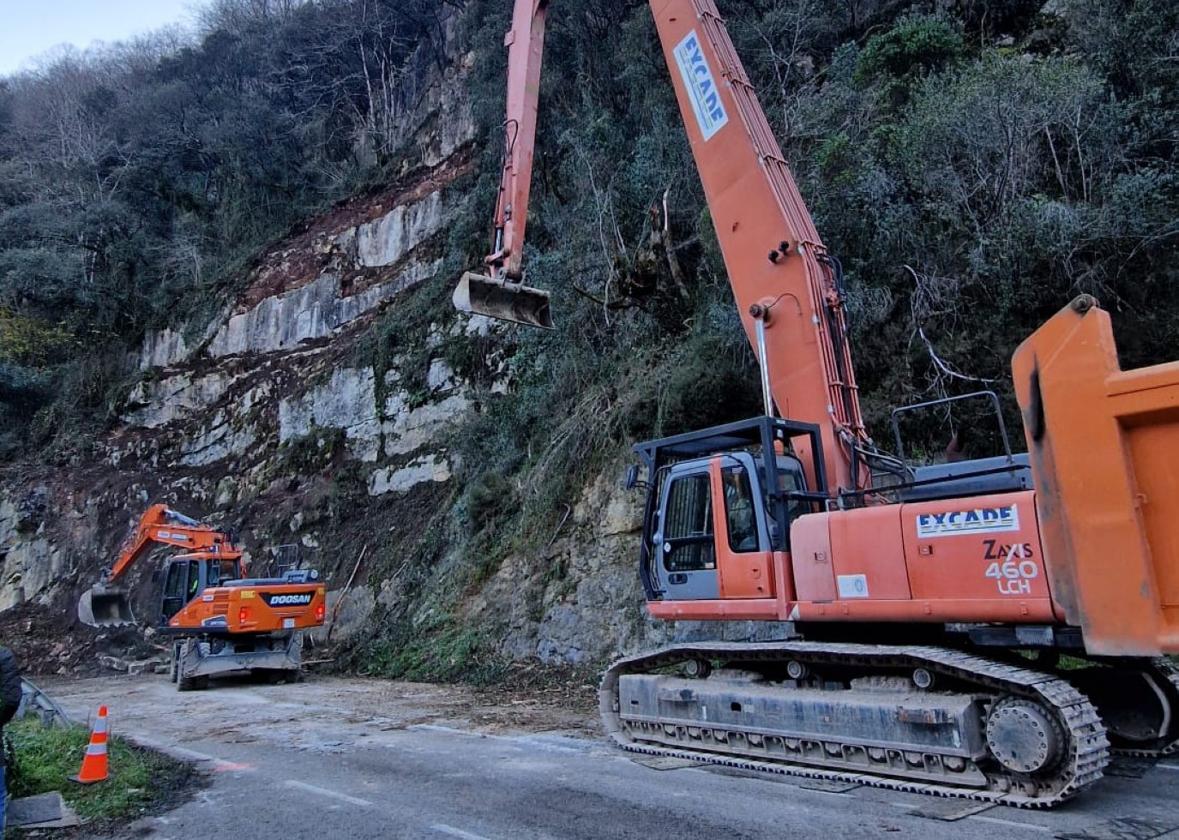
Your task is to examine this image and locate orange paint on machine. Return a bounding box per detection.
[77,505,325,690]
[459,0,1179,808]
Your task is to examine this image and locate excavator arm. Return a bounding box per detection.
[453,0,553,329]
[79,504,243,627]
[106,503,243,582]
[484,0,547,284]
[457,0,870,492]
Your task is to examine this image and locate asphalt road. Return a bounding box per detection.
[45,674,1179,840]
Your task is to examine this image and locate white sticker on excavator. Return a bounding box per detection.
[916,505,1020,538]
[673,31,729,141]
[837,574,869,599]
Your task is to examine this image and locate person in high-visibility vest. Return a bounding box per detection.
[0,646,23,831]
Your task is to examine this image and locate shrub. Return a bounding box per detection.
[855,15,965,85]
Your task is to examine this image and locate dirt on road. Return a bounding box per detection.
[27,671,602,839]
[42,670,602,753]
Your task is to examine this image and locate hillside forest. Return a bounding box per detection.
[0,0,1177,673]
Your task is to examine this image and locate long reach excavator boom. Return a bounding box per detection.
[457,0,1179,808]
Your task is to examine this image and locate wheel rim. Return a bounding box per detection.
[985,697,1064,774]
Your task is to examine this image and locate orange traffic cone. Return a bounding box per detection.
[70,705,110,784]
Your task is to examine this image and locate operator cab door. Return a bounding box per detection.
[160,560,190,624]
[653,453,773,600]
[160,559,205,624]
[655,462,720,599]
[712,454,775,598]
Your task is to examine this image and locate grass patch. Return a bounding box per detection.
[360,620,506,686]
[8,718,197,823]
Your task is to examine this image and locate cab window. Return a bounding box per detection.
[186,562,202,600]
[207,559,239,586]
[721,465,759,553]
[163,563,184,599]
[663,473,715,572]
[763,455,808,550]
[777,458,807,521]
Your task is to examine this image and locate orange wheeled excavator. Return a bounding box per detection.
[79,504,326,690]
[457,0,1179,807]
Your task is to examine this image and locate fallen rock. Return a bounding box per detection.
[98,654,166,676]
[9,792,80,829]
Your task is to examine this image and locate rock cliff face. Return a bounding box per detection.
[0,14,666,675]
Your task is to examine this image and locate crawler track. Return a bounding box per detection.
[601,642,1110,808]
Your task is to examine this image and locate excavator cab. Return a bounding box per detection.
[160,555,244,625]
[647,452,775,600]
[633,417,828,603]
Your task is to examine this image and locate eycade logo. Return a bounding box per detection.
[916,505,1020,539]
[673,31,729,141]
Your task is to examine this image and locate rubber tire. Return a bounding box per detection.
[177,674,208,692]
[169,643,180,683]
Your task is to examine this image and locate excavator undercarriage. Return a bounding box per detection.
[602,642,1179,807]
[170,632,304,691]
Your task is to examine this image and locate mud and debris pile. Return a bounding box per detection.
[0,603,114,677]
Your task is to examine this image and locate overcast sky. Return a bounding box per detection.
[0,0,197,76]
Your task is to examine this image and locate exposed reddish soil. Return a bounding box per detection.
[237,150,475,311]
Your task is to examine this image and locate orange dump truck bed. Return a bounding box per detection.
[1014,295,1179,656]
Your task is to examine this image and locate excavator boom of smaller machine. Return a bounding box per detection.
[79,504,242,627]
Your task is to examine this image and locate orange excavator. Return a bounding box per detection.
[457,0,1179,807]
[79,504,326,690]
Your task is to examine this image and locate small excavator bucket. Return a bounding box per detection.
[78,585,136,628]
[454,271,554,330]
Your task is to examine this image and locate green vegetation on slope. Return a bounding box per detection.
[346,0,1179,676]
[0,0,450,458]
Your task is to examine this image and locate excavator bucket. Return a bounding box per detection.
[78,585,136,628]
[454,271,554,330]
